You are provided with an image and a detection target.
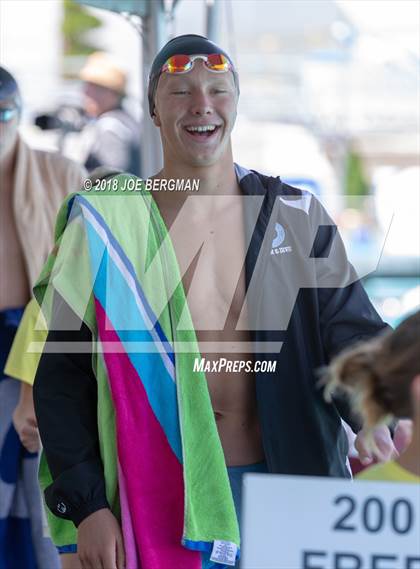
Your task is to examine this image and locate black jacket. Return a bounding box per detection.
[33,167,389,527]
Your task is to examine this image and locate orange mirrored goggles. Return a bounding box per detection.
[161,53,233,74]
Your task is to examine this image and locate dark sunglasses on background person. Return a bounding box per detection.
[0,106,19,123]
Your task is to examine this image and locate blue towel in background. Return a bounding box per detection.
[0,308,59,569]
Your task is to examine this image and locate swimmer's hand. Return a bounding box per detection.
[354,421,411,466]
[355,420,413,465]
[78,508,125,569]
[355,424,398,465]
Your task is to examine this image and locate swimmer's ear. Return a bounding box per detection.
[152,107,161,127]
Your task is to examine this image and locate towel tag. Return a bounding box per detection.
[210,540,238,566]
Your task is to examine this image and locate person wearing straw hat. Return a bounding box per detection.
[78,51,141,176]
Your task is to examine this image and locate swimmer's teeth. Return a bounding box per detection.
[186,125,217,133]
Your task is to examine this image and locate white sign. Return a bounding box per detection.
[242,475,420,569]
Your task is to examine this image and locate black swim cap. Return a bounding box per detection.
[147,34,239,117]
[0,66,20,102]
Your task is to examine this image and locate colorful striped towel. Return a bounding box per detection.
[34,174,240,568]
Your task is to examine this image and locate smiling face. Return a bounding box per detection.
[153,60,238,169]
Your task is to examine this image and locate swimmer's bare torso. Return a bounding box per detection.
[155,189,265,467]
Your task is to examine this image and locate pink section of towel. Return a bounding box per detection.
[118,461,140,568]
[96,300,201,569]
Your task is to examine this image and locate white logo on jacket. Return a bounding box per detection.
[271,223,292,255]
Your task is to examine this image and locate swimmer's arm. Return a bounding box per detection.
[309,198,390,431]
[33,294,109,527]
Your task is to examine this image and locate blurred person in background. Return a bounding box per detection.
[325,310,419,482]
[0,65,86,569]
[78,51,141,177]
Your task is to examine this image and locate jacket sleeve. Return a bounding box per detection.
[33,293,109,527]
[309,196,391,430]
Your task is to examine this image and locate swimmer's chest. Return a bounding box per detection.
[164,199,248,333]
